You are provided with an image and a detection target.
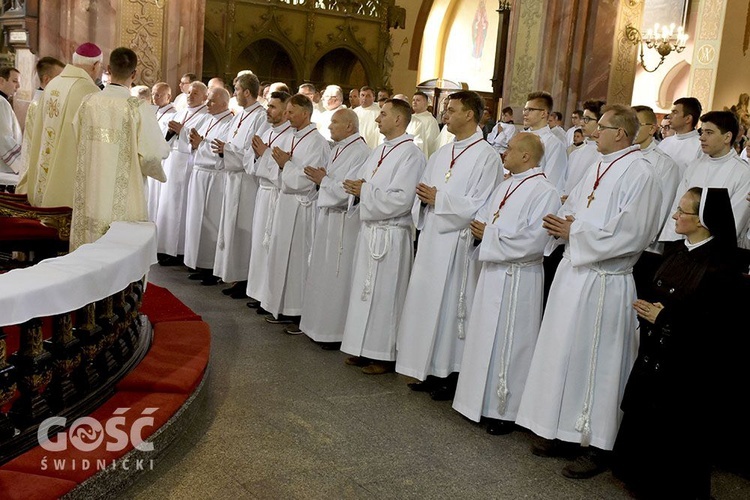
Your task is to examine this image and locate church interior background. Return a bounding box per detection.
[2,0,750,126]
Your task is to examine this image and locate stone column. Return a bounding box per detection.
[687,0,729,111]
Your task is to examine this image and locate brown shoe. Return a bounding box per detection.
[345,356,370,367]
[361,361,395,375]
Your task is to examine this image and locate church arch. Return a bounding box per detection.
[235,38,300,89]
[202,30,224,82]
[310,47,372,89]
[658,60,691,111]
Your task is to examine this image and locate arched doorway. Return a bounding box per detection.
[310,48,369,89]
[234,39,297,89]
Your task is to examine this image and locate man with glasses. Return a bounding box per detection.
[566,109,583,146]
[517,104,663,480]
[563,100,605,199]
[174,72,198,111]
[631,105,681,293]
[522,91,567,193]
[658,97,703,170]
[316,84,345,141]
[659,110,750,251]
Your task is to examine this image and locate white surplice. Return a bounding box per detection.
[262,123,331,317]
[353,104,382,149]
[563,140,600,196]
[407,111,440,157]
[147,103,177,222]
[395,132,500,380]
[0,96,22,175]
[658,149,750,246]
[487,121,518,155]
[70,85,169,249]
[245,122,293,303]
[340,133,426,361]
[155,104,208,256]
[300,134,370,342]
[528,125,568,193]
[453,169,560,422]
[183,110,234,269]
[515,145,663,451]
[212,102,268,282]
[640,141,682,254]
[656,130,702,170]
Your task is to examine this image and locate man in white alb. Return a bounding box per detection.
[245,91,294,311]
[148,81,176,223]
[659,110,750,250]
[516,105,663,479]
[340,98,426,375]
[563,100,605,199]
[548,111,567,144]
[262,94,331,324]
[173,73,198,111]
[522,91,567,193]
[0,67,22,186]
[566,109,583,146]
[155,82,208,264]
[395,91,500,399]
[211,72,269,298]
[657,97,702,170]
[453,133,560,435]
[182,87,234,283]
[407,91,440,157]
[295,108,370,345]
[354,86,381,149]
[316,85,346,141]
[487,106,518,155]
[631,105,681,292]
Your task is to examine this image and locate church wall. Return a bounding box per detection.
[712,0,750,112]
[388,0,421,94]
[439,0,498,93]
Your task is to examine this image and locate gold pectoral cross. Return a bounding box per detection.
[587,191,595,208]
[445,170,452,182]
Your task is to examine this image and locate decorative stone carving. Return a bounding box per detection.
[119,0,166,86]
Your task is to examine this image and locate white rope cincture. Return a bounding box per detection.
[336,210,346,276]
[496,259,542,414]
[574,266,631,446]
[456,227,473,339]
[262,189,280,249]
[361,224,392,301]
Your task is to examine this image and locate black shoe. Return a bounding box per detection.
[158,255,182,266]
[407,375,438,392]
[201,276,220,286]
[246,299,260,309]
[531,439,581,458]
[230,289,248,299]
[256,307,271,315]
[265,314,300,324]
[561,449,610,479]
[319,342,341,351]
[430,385,457,401]
[283,325,304,335]
[486,419,515,435]
[188,272,205,280]
[222,285,235,296]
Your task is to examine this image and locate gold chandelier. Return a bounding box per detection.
[625,22,688,73]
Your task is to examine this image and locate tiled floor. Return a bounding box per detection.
[126,264,750,499]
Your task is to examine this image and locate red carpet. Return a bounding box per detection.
[0,284,210,498]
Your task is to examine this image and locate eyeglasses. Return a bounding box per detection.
[596,124,621,132]
[675,206,698,216]
[523,107,545,113]
[639,123,655,126]
[581,116,596,124]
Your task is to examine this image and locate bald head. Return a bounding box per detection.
[207,87,230,114]
[504,132,545,173]
[329,108,359,142]
[208,77,226,90]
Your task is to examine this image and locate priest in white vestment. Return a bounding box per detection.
[69,47,169,250]
[211,73,269,296]
[262,94,331,322]
[182,87,234,281]
[522,91,567,193]
[453,133,560,435]
[245,92,294,309]
[395,91,500,398]
[15,57,64,193]
[340,98,427,375]
[406,92,440,157]
[487,120,517,155]
[148,82,176,222]
[657,97,703,170]
[0,67,22,181]
[353,86,382,149]
[515,105,663,478]
[20,43,102,207]
[155,82,208,260]
[298,109,370,345]
[659,110,750,249]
